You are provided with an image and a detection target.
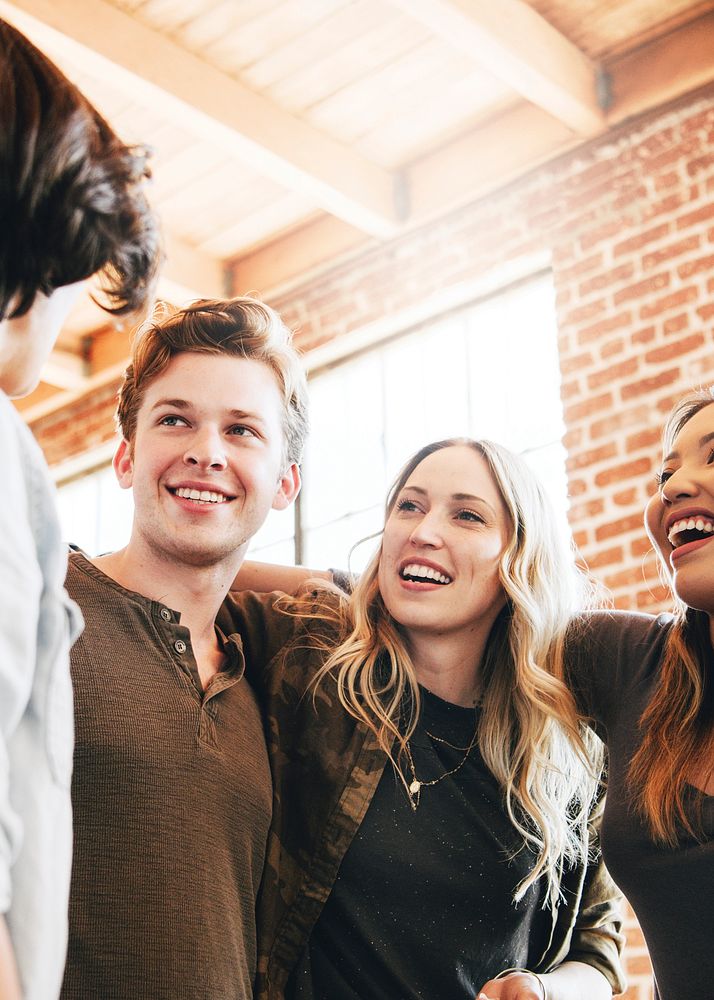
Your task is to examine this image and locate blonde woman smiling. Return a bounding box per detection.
[226,439,624,1000]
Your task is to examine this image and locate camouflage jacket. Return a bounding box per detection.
[219,589,626,1000]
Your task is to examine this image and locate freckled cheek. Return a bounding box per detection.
[377,549,392,583]
[380,524,403,561]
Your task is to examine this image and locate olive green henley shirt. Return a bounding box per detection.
[61,552,271,1000]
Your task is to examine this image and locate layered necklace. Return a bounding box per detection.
[404,724,480,810]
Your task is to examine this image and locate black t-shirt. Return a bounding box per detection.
[289,687,551,1000]
[567,611,714,1000]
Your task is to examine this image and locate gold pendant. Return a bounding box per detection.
[409,779,421,794]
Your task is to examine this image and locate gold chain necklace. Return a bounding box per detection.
[424,729,476,751]
[404,725,479,810]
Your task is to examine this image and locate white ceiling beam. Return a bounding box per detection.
[408,101,578,221]
[158,233,226,305]
[0,0,401,238]
[232,215,370,299]
[384,0,604,136]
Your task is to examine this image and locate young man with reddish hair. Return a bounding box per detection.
[61,297,308,1000]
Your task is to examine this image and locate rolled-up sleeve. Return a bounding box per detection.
[565,838,626,993]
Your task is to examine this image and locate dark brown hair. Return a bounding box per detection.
[117,298,309,465]
[0,18,160,321]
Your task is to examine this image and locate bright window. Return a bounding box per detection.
[295,272,569,573]
[56,462,134,556]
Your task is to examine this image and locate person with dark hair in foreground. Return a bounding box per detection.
[0,17,159,999]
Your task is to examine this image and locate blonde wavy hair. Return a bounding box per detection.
[632,388,714,844]
[303,438,603,907]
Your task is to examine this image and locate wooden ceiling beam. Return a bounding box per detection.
[228,9,714,296]
[384,0,604,136]
[159,233,226,305]
[607,10,714,125]
[410,101,578,221]
[231,216,371,300]
[225,104,576,297]
[0,0,401,238]
[225,96,578,294]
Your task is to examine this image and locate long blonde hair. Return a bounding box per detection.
[303,439,602,907]
[630,389,714,844]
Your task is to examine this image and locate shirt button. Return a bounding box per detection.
[174,640,187,654]
[160,608,171,621]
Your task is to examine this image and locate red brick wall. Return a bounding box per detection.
[32,380,120,469]
[31,84,714,1000]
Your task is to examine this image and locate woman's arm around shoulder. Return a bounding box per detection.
[221,575,348,689]
[231,559,332,594]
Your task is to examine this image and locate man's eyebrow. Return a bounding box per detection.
[663,430,714,463]
[227,409,267,424]
[150,397,190,411]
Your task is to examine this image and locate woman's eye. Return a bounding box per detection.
[229,425,256,437]
[396,498,420,513]
[456,509,484,523]
[655,470,672,487]
[159,414,187,427]
[707,449,714,466]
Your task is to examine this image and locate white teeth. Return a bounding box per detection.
[175,487,228,504]
[667,517,714,544]
[401,563,452,585]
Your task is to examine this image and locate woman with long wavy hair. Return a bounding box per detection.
[226,438,624,1000]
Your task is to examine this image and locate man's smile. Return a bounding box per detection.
[170,486,233,504]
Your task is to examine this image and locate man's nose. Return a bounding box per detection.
[183,427,227,470]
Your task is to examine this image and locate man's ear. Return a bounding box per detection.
[272,462,301,511]
[113,439,134,490]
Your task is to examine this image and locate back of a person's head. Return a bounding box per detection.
[117,297,309,466]
[0,18,160,321]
